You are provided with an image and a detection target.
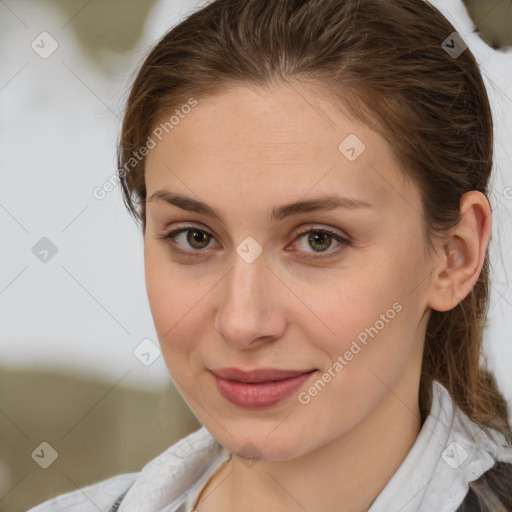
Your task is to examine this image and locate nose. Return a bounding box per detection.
[214,249,287,350]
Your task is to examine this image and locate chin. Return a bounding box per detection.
[208,420,311,462]
[235,438,302,462]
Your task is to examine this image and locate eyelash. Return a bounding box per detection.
[156,225,351,262]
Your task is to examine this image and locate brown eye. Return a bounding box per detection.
[306,231,333,252]
[157,225,350,261]
[185,229,211,249]
[156,227,217,255]
[289,227,351,261]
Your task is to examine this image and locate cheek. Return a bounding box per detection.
[290,269,421,436]
[310,249,424,371]
[144,243,206,355]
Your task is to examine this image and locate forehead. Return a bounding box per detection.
[145,83,419,216]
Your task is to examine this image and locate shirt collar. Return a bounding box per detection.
[369,380,512,511]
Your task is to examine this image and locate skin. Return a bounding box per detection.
[143,82,491,512]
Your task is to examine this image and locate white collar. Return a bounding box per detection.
[368,380,512,511]
[118,380,512,512]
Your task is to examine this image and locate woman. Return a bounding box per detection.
[30,0,512,510]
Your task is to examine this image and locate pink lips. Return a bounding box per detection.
[211,367,317,408]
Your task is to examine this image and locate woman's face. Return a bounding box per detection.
[144,83,436,460]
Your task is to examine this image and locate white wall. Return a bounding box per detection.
[0,0,203,390]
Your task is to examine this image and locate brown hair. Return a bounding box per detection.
[117,0,512,509]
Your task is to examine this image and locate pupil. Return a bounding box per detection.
[189,230,208,248]
[310,232,331,252]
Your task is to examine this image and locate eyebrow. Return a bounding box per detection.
[147,190,374,224]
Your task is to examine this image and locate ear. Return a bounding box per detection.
[427,191,491,312]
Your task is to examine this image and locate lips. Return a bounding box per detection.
[210,367,317,408]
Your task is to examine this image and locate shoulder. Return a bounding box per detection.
[26,472,139,512]
[457,461,512,511]
[476,461,512,508]
[26,426,218,512]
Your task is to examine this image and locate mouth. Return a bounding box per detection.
[210,367,318,408]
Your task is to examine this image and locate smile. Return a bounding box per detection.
[210,368,318,408]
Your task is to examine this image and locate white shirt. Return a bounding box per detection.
[28,380,512,512]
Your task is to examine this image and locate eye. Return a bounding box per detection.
[288,227,350,261]
[156,225,350,260]
[156,226,217,257]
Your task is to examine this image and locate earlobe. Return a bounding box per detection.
[427,191,491,312]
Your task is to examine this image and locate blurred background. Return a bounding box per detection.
[0,0,511,510]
